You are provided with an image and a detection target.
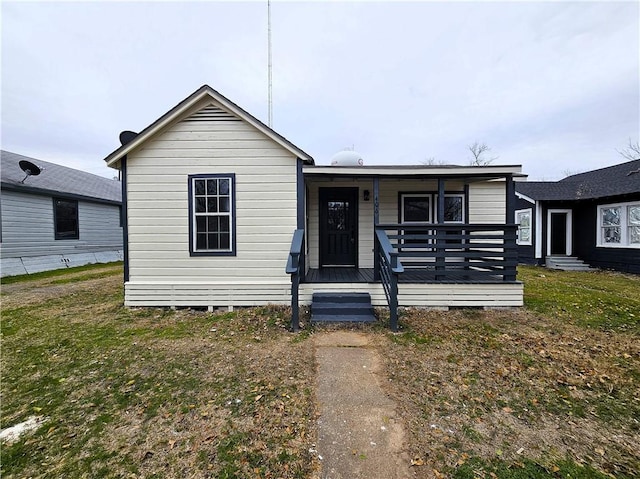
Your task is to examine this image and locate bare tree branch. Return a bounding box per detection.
[617,138,640,161]
[468,141,497,166]
[420,157,446,166]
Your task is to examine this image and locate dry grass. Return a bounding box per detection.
[1,265,318,478]
[372,267,640,478]
[2,264,639,478]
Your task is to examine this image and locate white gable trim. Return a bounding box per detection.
[104,85,313,167]
[515,191,535,204]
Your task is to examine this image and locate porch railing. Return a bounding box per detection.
[375,228,404,331]
[285,229,304,332]
[376,224,518,282]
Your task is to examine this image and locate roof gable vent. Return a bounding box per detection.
[183,104,240,122]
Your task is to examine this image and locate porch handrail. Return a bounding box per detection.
[375,228,403,331]
[285,229,304,332]
[377,223,518,282]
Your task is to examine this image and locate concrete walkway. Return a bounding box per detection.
[314,331,413,479]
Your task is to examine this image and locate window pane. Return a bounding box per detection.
[196,233,207,250]
[517,211,530,227]
[629,206,640,225]
[195,197,206,213]
[207,179,217,195]
[207,198,218,213]
[55,199,78,239]
[219,197,230,213]
[208,233,219,250]
[208,216,219,232]
[520,228,531,242]
[196,216,206,233]
[444,197,463,222]
[194,180,205,195]
[219,216,230,232]
[220,233,230,250]
[603,227,621,243]
[602,207,620,226]
[219,179,230,195]
[404,197,430,222]
[630,226,640,244]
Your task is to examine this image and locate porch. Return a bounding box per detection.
[287,223,522,331]
[286,165,524,331]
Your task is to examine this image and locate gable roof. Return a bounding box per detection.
[103,85,314,167]
[516,159,640,201]
[1,150,121,203]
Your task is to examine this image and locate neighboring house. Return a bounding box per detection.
[1,151,123,277]
[103,85,524,327]
[515,160,640,273]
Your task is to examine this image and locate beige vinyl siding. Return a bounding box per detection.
[125,281,522,308]
[124,104,298,287]
[300,282,523,307]
[468,180,506,223]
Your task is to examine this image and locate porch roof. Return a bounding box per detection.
[303,164,524,180]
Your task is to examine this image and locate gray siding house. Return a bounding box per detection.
[1,151,123,277]
[103,85,524,328]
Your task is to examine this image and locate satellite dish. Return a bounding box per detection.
[18,160,42,183]
[119,130,138,146]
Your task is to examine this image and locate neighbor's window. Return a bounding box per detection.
[54,198,79,240]
[189,174,236,255]
[598,201,640,248]
[515,208,532,245]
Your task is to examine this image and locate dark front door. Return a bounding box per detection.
[550,212,567,255]
[319,187,358,267]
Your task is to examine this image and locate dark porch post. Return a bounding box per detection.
[504,174,517,281]
[373,176,380,281]
[436,178,445,278]
[296,158,305,281]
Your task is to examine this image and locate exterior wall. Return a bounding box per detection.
[0,189,123,276]
[124,101,299,305]
[301,282,523,308]
[467,180,506,223]
[515,196,537,264]
[572,195,640,274]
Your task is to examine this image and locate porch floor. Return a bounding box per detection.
[304,268,516,284]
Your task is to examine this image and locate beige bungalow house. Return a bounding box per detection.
[103,85,523,330]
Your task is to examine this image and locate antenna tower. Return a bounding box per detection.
[267,0,273,127]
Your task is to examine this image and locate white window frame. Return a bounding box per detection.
[515,208,532,246]
[400,193,432,224]
[597,200,640,249]
[434,193,465,223]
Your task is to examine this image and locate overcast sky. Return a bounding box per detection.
[2,1,638,180]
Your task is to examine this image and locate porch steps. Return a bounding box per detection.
[546,256,595,271]
[311,292,377,323]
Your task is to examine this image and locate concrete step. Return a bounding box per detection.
[546,256,595,271]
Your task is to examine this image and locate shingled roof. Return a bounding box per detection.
[516,159,640,201]
[1,151,121,203]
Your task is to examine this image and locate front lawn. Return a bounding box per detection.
[378,266,639,478]
[1,264,317,478]
[2,264,638,478]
